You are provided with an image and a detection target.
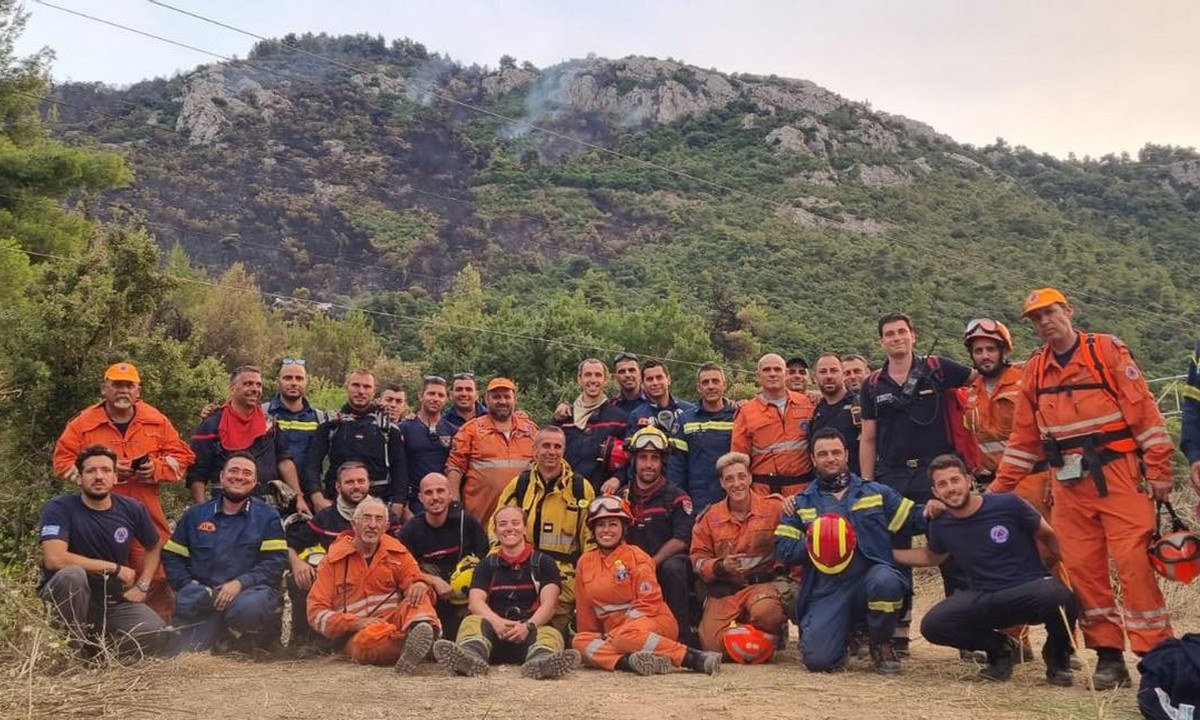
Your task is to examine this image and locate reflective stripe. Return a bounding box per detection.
[1041,412,1124,436]
[750,440,808,456]
[297,546,324,562]
[1006,447,1040,462]
[641,633,661,652]
[1125,608,1170,619]
[675,439,690,451]
[163,539,189,557]
[1004,456,1034,471]
[260,538,287,552]
[851,494,882,512]
[1083,606,1119,617]
[1183,385,1200,402]
[585,638,605,660]
[313,609,335,634]
[683,420,734,433]
[342,593,400,613]
[626,609,645,620]
[1136,426,1169,443]
[596,602,633,616]
[796,508,817,522]
[774,524,803,540]
[1141,436,1172,449]
[979,441,1007,454]
[1125,618,1171,630]
[277,419,319,431]
[471,458,530,470]
[867,599,904,613]
[887,498,914,533]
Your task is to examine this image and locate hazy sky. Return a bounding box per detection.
[18,0,1199,158]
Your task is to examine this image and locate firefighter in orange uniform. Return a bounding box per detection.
[961,319,1051,516]
[991,288,1174,690]
[732,353,815,497]
[691,451,789,656]
[307,497,439,671]
[53,362,195,618]
[573,496,721,675]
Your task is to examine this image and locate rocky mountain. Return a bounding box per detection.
[47,33,1200,375]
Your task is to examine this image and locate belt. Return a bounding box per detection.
[751,474,808,491]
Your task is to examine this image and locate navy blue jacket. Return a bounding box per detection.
[667,400,734,513]
[628,396,696,441]
[1181,340,1200,464]
[557,400,630,490]
[187,406,290,494]
[443,402,487,432]
[262,396,327,471]
[162,496,287,591]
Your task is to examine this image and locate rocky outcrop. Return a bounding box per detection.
[765,125,814,156]
[856,164,911,186]
[481,66,537,98]
[1167,159,1200,189]
[175,67,291,145]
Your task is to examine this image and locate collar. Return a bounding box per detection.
[269,394,311,413]
[530,461,576,494]
[498,541,533,568]
[212,495,253,517]
[630,474,667,500]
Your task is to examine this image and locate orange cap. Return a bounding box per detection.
[1021,287,1068,318]
[104,362,141,383]
[486,377,517,393]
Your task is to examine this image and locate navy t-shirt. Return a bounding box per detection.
[398,416,456,511]
[859,354,972,467]
[39,493,159,590]
[928,493,1048,592]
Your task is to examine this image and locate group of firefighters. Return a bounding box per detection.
[38,285,1200,692]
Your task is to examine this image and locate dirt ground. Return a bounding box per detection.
[4,568,1154,720]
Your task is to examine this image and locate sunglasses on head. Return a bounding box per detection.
[452,372,475,381]
[614,352,638,364]
[281,357,306,367]
[424,375,447,384]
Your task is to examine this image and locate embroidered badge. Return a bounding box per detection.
[989,525,1010,544]
[113,527,129,543]
[197,521,217,533]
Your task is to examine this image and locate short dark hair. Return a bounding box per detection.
[840,353,868,365]
[928,453,969,480]
[222,451,257,472]
[877,313,914,337]
[75,445,117,473]
[384,383,405,394]
[696,361,725,380]
[642,359,669,378]
[230,365,261,383]
[810,427,848,452]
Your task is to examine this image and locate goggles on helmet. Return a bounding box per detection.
[629,427,670,452]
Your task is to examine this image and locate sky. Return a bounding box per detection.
[17,0,1200,159]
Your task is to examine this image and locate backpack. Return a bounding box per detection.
[1138,634,1200,720]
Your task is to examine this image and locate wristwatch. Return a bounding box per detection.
[135,580,151,592]
[526,621,537,634]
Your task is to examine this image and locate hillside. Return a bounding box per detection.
[47,33,1200,376]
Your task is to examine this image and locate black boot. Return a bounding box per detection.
[683,647,721,675]
[978,636,1018,682]
[1091,648,1131,690]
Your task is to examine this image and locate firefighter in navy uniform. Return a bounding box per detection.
[621,427,696,642]
[668,362,735,514]
[303,369,409,516]
[1179,338,1200,513]
[810,353,862,476]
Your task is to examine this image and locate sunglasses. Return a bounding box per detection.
[614,352,639,364]
[424,375,447,384]
[452,372,475,381]
[281,357,307,366]
[964,318,1000,336]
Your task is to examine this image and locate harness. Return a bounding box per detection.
[483,549,546,620]
[327,409,393,492]
[511,468,588,567]
[1032,333,1135,497]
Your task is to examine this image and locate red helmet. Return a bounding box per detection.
[963,318,1013,353]
[1150,502,1200,584]
[585,495,633,528]
[722,624,775,664]
[806,513,857,574]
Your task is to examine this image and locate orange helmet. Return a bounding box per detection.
[806,513,857,574]
[1150,502,1200,584]
[963,318,1013,352]
[722,624,775,664]
[585,495,633,527]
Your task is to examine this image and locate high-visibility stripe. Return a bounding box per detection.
[1136,426,1169,443]
[164,456,185,480]
[626,609,645,619]
[163,539,190,557]
[750,440,808,456]
[596,602,633,616]
[1124,607,1169,619]
[260,538,287,552]
[774,524,803,540]
[796,508,818,522]
[313,609,335,634]
[585,638,604,660]
[1001,452,1034,471]
[1041,412,1124,436]
[277,419,319,431]
[1183,385,1200,402]
[887,499,913,533]
[675,439,690,451]
[851,494,882,512]
[297,546,325,562]
[867,599,904,613]
[1125,618,1171,630]
[1141,437,1172,449]
[1006,447,1040,462]
[683,420,734,433]
[471,458,530,470]
[979,441,1008,454]
[641,633,661,652]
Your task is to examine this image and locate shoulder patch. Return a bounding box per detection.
[1125,365,1139,380]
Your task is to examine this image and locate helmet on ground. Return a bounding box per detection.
[963,318,1013,352]
[585,495,633,527]
[628,426,670,455]
[449,554,480,604]
[806,513,857,574]
[1150,532,1200,584]
[723,624,775,664]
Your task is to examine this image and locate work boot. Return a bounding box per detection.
[433,639,490,677]
[521,649,581,680]
[1041,643,1074,687]
[395,621,436,674]
[1090,648,1132,690]
[959,649,987,663]
[892,635,910,658]
[623,651,672,676]
[978,636,1018,682]
[870,640,902,675]
[848,628,870,660]
[683,648,722,675]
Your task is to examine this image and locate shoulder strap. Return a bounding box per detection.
[314,408,328,424]
[1083,333,1119,401]
[867,369,882,394]
[925,355,945,385]
[514,470,533,508]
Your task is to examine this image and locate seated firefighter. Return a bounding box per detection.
[431,505,580,679]
[163,452,287,655]
[39,445,166,656]
[573,496,721,676]
[306,497,439,672]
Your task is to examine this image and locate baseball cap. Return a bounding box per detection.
[785,356,809,369]
[104,362,141,383]
[1021,288,1068,318]
[486,377,517,393]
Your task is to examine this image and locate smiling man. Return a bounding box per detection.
[556,358,629,492]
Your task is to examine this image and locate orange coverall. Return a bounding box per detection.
[572,542,689,670]
[991,332,1174,654]
[53,401,195,617]
[446,414,538,524]
[964,363,1051,515]
[690,492,787,653]
[731,391,814,497]
[308,533,440,665]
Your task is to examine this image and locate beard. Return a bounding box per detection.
[81,486,111,501]
[222,485,256,503]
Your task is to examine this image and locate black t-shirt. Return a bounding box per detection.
[470,548,561,622]
[811,393,862,475]
[928,493,1049,592]
[398,506,489,580]
[859,354,972,467]
[39,493,159,590]
[624,481,694,556]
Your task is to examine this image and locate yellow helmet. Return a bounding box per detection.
[448,554,480,605]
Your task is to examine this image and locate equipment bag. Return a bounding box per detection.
[1138,634,1200,720]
